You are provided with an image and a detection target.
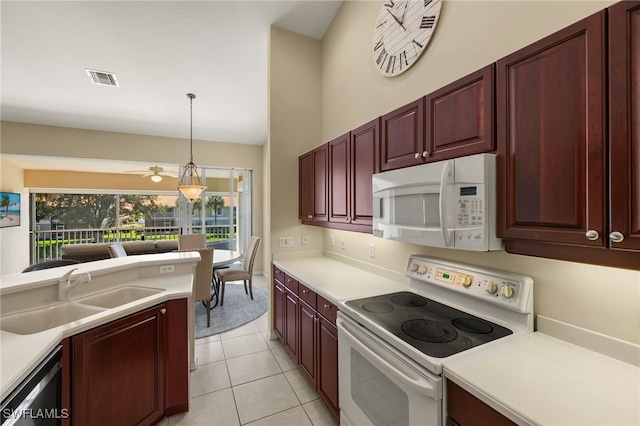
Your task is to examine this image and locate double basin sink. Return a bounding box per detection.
[0,286,163,335]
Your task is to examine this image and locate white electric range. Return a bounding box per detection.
[337,255,533,426]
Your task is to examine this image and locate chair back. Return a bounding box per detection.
[242,236,261,273]
[108,243,128,258]
[179,234,206,250]
[180,248,213,302]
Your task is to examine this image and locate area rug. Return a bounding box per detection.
[195,283,267,338]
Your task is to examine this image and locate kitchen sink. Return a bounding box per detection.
[78,286,163,309]
[0,303,107,335]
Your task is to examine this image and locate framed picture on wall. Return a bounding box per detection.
[0,192,21,228]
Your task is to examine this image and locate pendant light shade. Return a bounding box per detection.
[177,93,207,200]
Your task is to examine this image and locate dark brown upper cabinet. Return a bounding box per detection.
[497,10,607,247]
[380,98,425,171]
[609,0,640,252]
[328,118,379,232]
[299,144,328,223]
[497,5,640,269]
[425,64,495,162]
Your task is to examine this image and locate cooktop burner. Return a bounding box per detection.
[345,291,512,358]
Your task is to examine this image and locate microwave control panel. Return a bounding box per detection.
[456,185,484,227]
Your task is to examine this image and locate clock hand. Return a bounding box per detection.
[400,0,408,24]
[386,8,405,30]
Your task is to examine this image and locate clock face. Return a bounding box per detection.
[373,0,443,77]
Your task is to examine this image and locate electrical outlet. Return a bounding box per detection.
[160,265,175,274]
[330,235,334,247]
[340,237,346,250]
[301,234,308,245]
[279,237,293,247]
[369,243,375,258]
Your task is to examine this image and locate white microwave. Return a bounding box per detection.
[372,153,502,251]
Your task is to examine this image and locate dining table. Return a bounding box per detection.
[210,249,242,308]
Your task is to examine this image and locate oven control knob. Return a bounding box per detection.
[418,265,428,274]
[410,263,419,272]
[500,286,515,299]
[462,275,473,288]
[485,281,498,294]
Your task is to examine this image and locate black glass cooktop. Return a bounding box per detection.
[346,291,512,358]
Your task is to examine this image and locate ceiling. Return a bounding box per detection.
[1,0,343,174]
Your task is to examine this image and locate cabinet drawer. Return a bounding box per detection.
[317,295,337,324]
[299,283,317,309]
[274,266,285,284]
[284,274,299,295]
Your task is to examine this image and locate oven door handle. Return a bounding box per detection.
[439,161,453,247]
[338,317,439,399]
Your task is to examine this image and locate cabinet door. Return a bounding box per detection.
[72,304,165,426]
[317,315,339,422]
[284,290,299,361]
[447,380,517,426]
[299,300,317,387]
[273,279,285,343]
[312,144,328,221]
[299,151,313,220]
[350,118,379,228]
[328,133,350,224]
[609,0,640,251]
[497,11,606,247]
[164,298,189,416]
[425,64,495,162]
[381,98,425,171]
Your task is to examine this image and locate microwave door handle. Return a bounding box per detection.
[439,161,453,247]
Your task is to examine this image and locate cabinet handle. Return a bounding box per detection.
[302,289,308,294]
[323,304,331,310]
[585,230,600,241]
[307,215,312,219]
[414,152,422,159]
[422,151,430,158]
[609,231,625,243]
[160,308,166,315]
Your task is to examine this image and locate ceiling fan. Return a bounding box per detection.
[124,165,177,182]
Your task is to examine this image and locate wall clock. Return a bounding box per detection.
[373,0,443,77]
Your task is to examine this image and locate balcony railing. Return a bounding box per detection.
[33,225,236,263]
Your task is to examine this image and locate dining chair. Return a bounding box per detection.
[107,243,128,258]
[215,236,261,306]
[184,248,214,327]
[179,234,206,250]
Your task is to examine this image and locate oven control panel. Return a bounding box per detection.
[406,256,533,314]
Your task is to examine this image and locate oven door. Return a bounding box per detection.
[337,313,442,426]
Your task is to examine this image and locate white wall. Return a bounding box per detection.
[316,0,640,344]
[0,159,30,274]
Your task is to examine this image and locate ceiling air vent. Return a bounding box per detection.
[85,69,119,87]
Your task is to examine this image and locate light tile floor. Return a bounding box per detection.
[159,275,338,426]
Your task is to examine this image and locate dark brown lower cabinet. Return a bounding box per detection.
[72,304,166,426]
[447,380,516,426]
[272,266,339,423]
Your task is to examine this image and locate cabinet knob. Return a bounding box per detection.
[160,308,166,315]
[609,231,625,243]
[422,151,430,158]
[323,304,331,310]
[302,289,308,294]
[414,152,422,159]
[307,215,312,219]
[585,230,600,241]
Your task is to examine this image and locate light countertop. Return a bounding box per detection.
[444,332,640,426]
[0,252,200,401]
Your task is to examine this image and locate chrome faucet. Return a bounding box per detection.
[58,268,91,301]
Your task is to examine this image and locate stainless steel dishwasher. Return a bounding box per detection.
[1,346,64,425]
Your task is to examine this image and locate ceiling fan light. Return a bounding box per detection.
[151,174,163,183]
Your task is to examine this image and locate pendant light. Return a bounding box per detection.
[177,93,207,200]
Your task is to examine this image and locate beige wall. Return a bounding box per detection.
[312,0,639,344]
[0,121,265,274]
